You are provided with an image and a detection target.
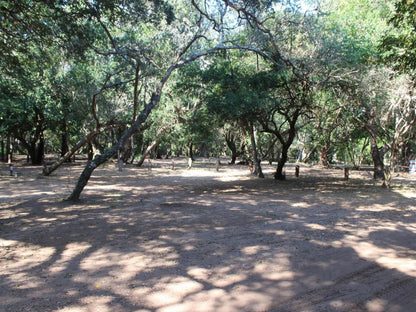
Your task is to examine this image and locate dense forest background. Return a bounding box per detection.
[0,0,415,199]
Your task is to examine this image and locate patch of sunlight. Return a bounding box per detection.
[4,272,43,289]
[158,288,272,312]
[4,244,55,271]
[264,229,286,236]
[80,250,138,276]
[217,174,252,182]
[36,217,57,222]
[146,277,204,308]
[212,273,247,288]
[253,257,295,281]
[241,245,270,256]
[365,299,390,312]
[188,266,247,288]
[56,306,86,312]
[305,223,326,231]
[48,242,91,275]
[259,269,297,282]
[393,189,416,199]
[179,169,218,178]
[291,202,310,208]
[88,184,133,192]
[77,296,116,312]
[356,204,402,212]
[330,300,345,309]
[344,237,416,277]
[0,238,19,247]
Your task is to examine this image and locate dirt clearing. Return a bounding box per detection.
[1,158,416,312]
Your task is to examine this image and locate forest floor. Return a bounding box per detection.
[1,157,416,312]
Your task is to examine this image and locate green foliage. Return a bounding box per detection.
[380,0,416,72]
[1,0,414,172]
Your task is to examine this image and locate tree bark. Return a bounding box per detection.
[318,142,330,168]
[369,134,385,181]
[6,135,12,163]
[188,142,194,161]
[44,129,101,175]
[275,143,289,180]
[28,135,44,165]
[272,110,300,180]
[137,140,158,167]
[225,133,238,164]
[60,119,70,161]
[248,123,264,178]
[1,138,4,162]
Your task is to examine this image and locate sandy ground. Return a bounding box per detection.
[0,157,416,312]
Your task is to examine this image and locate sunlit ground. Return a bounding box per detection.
[1,159,415,311]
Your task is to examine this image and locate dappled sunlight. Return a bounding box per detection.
[179,169,223,178]
[344,232,416,278]
[291,201,311,208]
[365,299,401,312]
[48,242,91,275]
[393,188,416,199]
[157,287,272,312]
[1,240,56,272]
[1,162,416,311]
[241,245,270,256]
[146,277,204,308]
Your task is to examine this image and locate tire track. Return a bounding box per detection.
[269,263,416,312]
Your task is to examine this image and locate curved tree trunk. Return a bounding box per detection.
[225,133,238,164]
[68,88,162,201]
[275,144,289,180]
[44,127,108,176]
[137,122,177,167]
[67,43,261,200]
[137,139,158,167]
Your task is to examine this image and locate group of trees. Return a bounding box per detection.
[0,0,415,199]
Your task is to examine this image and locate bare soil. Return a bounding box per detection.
[1,157,416,312]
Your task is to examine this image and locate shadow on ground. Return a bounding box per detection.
[1,160,416,311]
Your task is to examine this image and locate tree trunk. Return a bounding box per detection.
[88,142,94,161]
[225,134,238,164]
[43,128,107,176]
[60,119,70,160]
[61,132,69,159]
[318,142,330,168]
[275,144,289,180]
[28,135,44,165]
[199,142,208,158]
[302,147,316,164]
[1,138,4,162]
[248,123,264,178]
[188,142,194,161]
[369,135,385,181]
[6,135,12,163]
[137,139,158,167]
[68,90,163,201]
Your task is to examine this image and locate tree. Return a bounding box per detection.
[319,0,394,180]
[380,0,416,73]
[380,0,416,185]
[195,53,268,177]
[0,46,53,165]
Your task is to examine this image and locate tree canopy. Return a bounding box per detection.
[1,0,415,197]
